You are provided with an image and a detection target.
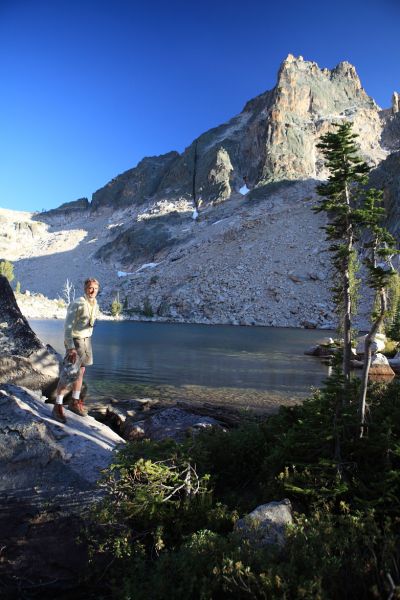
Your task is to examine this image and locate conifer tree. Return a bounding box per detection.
[385,273,400,340]
[315,122,370,386]
[354,188,398,436]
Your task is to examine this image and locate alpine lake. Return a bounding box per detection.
[30,320,333,414]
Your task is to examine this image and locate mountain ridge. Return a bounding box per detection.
[1,55,399,329]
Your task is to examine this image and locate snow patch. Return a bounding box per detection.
[136,262,162,273]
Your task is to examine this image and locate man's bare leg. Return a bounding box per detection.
[70,367,88,416]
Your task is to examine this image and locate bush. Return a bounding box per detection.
[85,381,400,599]
[111,297,122,317]
[0,259,14,283]
[142,297,154,317]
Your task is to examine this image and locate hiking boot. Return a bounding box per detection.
[52,404,67,424]
[69,399,88,417]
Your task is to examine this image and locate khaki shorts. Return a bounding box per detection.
[73,337,93,367]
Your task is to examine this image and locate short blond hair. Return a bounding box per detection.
[84,278,100,289]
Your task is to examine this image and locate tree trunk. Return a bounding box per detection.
[342,181,353,389]
[359,287,387,438]
[192,141,198,211]
[343,262,352,386]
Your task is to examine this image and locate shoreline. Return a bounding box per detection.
[19,293,336,331]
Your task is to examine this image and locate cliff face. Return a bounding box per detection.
[370,151,400,238]
[89,55,387,213]
[261,57,384,182]
[91,151,180,211]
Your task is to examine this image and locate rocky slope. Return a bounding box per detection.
[1,55,399,328]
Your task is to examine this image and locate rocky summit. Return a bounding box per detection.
[1,55,399,328]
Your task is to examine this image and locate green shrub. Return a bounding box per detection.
[56,298,66,309]
[0,259,14,283]
[86,380,400,599]
[111,297,122,317]
[142,297,154,317]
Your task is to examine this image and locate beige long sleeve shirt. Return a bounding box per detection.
[64,295,99,349]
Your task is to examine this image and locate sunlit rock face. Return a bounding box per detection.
[261,55,384,183]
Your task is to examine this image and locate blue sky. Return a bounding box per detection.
[0,0,399,212]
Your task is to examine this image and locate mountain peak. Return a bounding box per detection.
[332,60,360,83]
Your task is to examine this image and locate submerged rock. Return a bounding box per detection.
[122,406,222,442]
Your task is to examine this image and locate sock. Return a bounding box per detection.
[56,395,64,405]
[72,390,81,400]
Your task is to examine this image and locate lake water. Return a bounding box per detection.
[30,320,332,412]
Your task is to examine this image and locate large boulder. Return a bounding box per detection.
[369,353,396,378]
[356,333,386,355]
[235,499,293,547]
[0,384,125,494]
[0,384,125,596]
[0,275,60,391]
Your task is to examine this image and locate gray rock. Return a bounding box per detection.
[304,344,335,357]
[91,151,180,211]
[122,407,221,442]
[369,353,395,376]
[288,272,307,283]
[0,384,125,495]
[235,499,293,547]
[0,384,125,597]
[39,197,90,217]
[0,276,60,391]
[388,351,400,373]
[301,319,318,329]
[356,333,386,355]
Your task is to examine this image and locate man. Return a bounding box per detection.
[52,278,100,424]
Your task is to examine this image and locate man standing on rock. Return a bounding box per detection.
[52,278,100,424]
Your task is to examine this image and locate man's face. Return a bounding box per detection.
[85,282,99,300]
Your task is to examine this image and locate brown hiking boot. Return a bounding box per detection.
[52,404,67,424]
[69,399,88,417]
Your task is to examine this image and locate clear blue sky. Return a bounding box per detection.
[0,0,399,212]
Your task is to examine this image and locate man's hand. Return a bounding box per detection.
[67,348,78,364]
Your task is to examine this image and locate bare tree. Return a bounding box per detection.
[191,140,202,220]
[63,278,75,304]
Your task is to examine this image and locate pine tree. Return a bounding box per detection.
[385,273,400,340]
[353,188,398,436]
[315,122,370,386]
